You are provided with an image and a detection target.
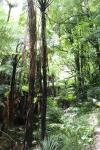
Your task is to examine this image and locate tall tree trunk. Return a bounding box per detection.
[8,44,19,127]
[94,41,100,73]
[75,50,82,100]
[80,45,86,99]
[37,55,43,113]
[41,10,48,140]
[24,0,37,149]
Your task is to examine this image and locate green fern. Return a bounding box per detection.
[42,135,64,150]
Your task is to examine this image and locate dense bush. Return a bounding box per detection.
[44,107,94,150]
[87,86,100,99]
[47,97,64,123]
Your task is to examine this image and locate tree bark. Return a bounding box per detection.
[75,50,82,100]
[41,10,48,140]
[94,41,100,73]
[8,44,19,127]
[24,0,37,149]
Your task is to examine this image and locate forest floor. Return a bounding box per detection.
[94,126,100,150]
[88,112,100,150]
[0,110,100,150]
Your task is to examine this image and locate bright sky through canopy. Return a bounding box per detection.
[3,0,23,20]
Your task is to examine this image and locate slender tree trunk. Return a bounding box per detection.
[37,55,43,112]
[95,41,100,73]
[7,6,11,22]
[8,44,19,127]
[51,74,55,97]
[75,50,82,100]
[80,45,86,99]
[41,10,48,140]
[24,0,37,149]
[6,1,17,22]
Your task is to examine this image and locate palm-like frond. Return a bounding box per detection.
[42,135,64,150]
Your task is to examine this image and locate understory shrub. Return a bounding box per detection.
[45,109,94,150]
[47,97,64,123]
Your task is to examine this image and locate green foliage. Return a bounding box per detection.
[47,97,64,123]
[22,85,29,92]
[47,107,63,123]
[97,113,100,125]
[42,135,63,150]
[66,106,80,114]
[0,0,100,149]
[94,14,100,25]
[87,86,100,99]
[0,63,12,75]
[44,112,94,150]
[0,84,9,95]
